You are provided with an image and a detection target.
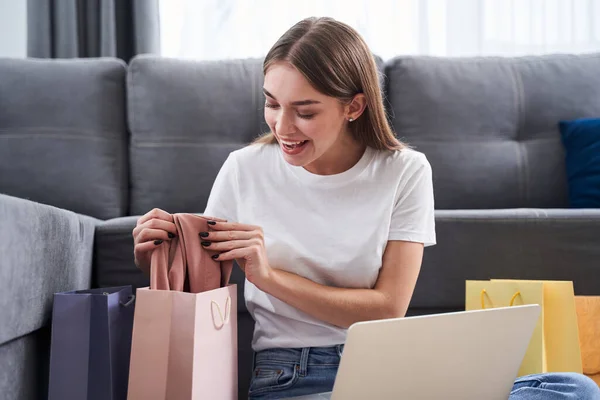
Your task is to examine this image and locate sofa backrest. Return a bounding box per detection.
[385,53,600,209]
[0,57,129,219]
[3,53,600,218]
[127,55,267,216]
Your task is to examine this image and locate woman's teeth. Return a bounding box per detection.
[282,140,306,149]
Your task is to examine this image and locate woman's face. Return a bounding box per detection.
[263,62,357,171]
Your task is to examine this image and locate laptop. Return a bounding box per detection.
[285,304,541,400]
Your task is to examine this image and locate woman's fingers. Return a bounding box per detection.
[137,208,174,226]
[203,222,263,251]
[207,220,260,232]
[133,218,177,240]
[137,228,174,244]
[212,247,247,261]
[200,230,255,242]
[135,240,162,254]
[202,239,258,252]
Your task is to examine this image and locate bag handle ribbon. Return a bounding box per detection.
[480,289,521,309]
[211,296,231,328]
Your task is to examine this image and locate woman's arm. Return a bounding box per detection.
[262,240,424,329]
[204,221,424,329]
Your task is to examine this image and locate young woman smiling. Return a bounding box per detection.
[133,17,600,400]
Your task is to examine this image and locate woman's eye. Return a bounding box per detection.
[265,102,314,119]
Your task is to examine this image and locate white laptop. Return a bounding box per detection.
[285,304,541,400]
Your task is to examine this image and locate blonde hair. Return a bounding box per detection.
[254,17,405,151]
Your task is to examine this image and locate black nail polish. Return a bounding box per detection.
[154,240,163,245]
[212,254,219,259]
[168,233,175,238]
[199,232,209,237]
[201,241,211,246]
[207,220,216,225]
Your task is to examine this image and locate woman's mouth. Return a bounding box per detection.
[280,140,309,155]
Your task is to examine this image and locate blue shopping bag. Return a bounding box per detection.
[47,286,135,400]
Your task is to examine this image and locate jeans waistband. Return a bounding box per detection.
[253,345,345,377]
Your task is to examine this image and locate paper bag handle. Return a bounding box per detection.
[211,296,231,328]
[120,295,136,307]
[480,289,521,309]
[102,292,136,307]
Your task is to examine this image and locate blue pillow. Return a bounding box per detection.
[559,118,600,208]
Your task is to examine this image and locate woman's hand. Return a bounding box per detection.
[200,221,273,289]
[132,208,177,274]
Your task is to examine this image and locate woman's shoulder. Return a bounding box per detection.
[226,142,279,169]
[373,146,431,174]
[369,147,433,191]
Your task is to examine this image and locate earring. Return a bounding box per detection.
[348,118,354,122]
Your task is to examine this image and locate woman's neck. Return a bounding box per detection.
[304,136,366,176]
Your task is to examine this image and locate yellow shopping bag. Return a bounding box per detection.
[466,279,583,377]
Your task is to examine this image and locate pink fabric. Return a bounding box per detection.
[150,213,233,293]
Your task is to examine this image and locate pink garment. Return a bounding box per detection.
[150,213,233,293]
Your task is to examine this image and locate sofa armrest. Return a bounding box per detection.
[0,194,98,346]
[412,208,600,310]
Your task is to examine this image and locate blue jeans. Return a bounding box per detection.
[248,345,600,400]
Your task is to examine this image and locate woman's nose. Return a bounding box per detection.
[276,113,295,134]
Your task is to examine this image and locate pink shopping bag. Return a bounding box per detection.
[127,214,238,399]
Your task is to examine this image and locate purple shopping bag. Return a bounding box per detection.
[47,286,135,400]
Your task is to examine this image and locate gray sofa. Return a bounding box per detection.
[1,52,599,400]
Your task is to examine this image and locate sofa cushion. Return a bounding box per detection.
[127,55,265,216]
[93,215,249,313]
[0,57,129,219]
[412,208,600,310]
[93,216,148,290]
[559,118,600,208]
[385,53,600,209]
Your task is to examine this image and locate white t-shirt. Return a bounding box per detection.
[204,143,436,352]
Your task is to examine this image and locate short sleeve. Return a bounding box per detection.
[388,153,436,246]
[203,152,239,222]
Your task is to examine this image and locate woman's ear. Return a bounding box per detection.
[345,93,367,121]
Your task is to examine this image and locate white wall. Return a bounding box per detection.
[0,0,27,57]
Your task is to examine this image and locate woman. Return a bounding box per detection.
[133,17,599,400]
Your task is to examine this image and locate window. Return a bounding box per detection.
[160,0,600,60]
